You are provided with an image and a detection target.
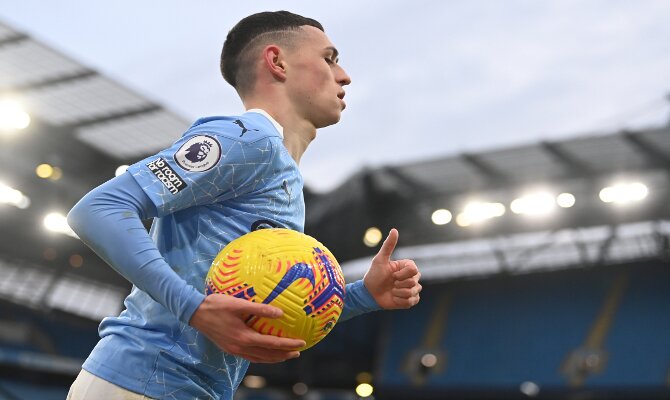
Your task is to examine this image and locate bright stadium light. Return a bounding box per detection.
[420,353,438,368]
[431,209,452,225]
[456,201,505,227]
[510,192,556,216]
[115,164,129,176]
[0,99,30,132]
[0,181,30,209]
[363,227,383,247]
[355,383,374,397]
[35,163,63,180]
[599,182,648,205]
[556,192,576,208]
[520,381,540,397]
[43,212,78,238]
[36,163,54,179]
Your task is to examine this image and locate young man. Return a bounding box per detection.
[66,11,421,400]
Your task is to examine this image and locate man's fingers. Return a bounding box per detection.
[218,326,305,363]
[394,278,418,289]
[392,260,419,280]
[241,347,301,363]
[233,297,283,319]
[375,228,399,263]
[246,331,306,350]
[391,284,422,298]
[393,294,421,309]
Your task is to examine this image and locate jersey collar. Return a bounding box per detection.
[244,109,284,138]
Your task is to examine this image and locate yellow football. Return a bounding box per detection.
[205,228,346,350]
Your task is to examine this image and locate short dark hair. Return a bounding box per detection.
[221,11,324,94]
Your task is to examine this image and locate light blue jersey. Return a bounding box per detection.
[84,111,305,398]
[72,111,381,399]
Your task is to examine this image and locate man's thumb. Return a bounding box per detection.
[375,228,399,262]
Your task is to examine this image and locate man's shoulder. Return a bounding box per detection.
[187,114,281,144]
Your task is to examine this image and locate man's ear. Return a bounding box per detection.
[262,45,287,81]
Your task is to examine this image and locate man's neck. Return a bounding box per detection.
[244,100,316,165]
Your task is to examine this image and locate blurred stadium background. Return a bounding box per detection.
[2,18,670,400]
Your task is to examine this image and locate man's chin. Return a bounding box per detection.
[315,112,343,129]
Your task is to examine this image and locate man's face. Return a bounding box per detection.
[284,26,352,128]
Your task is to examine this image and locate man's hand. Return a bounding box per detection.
[363,228,422,309]
[189,293,306,363]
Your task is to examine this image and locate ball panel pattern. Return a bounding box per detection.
[205,229,346,350]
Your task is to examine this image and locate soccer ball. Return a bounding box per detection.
[205,228,346,350]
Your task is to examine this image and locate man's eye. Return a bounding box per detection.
[324,58,334,64]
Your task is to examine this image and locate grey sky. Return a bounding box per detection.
[1,1,669,191]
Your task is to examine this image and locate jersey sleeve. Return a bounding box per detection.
[127,131,275,217]
[339,280,382,322]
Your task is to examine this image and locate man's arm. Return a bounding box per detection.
[67,172,203,322]
[68,173,304,362]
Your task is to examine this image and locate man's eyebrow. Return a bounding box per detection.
[325,46,339,61]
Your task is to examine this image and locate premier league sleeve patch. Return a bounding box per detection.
[174,134,222,172]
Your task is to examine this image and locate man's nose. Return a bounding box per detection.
[337,66,352,86]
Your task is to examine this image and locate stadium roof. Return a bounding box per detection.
[0,21,189,158]
[308,124,670,273]
[308,125,670,220]
[0,19,190,319]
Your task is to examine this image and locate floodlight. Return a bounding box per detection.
[510,192,556,216]
[556,193,576,208]
[599,182,648,204]
[43,212,78,238]
[456,201,505,227]
[0,99,30,132]
[363,227,382,247]
[520,381,540,397]
[36,164,54,179]
[420,353,438,368]
[115,165,129,177]
[0,181,30,209]
[431,209,452,225]
[355,383,374,397]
